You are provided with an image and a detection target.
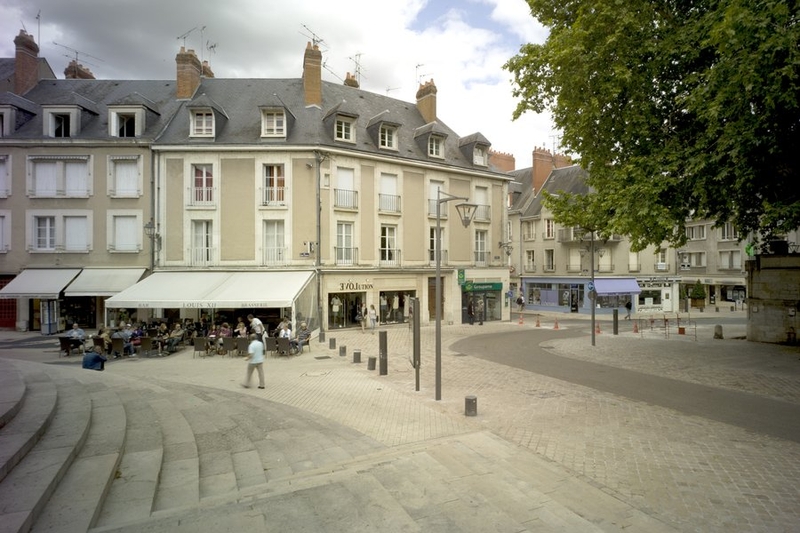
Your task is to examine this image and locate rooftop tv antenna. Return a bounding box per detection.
[386,86,401,95]
[53,41,103,69]
[177,26,198,48]
[415,63,431,85]
[348,52,366,85]
[300,24,328,50]
[321,59,344,83]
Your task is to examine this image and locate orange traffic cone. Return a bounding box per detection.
[518,313,524,325]
[553,318,559,330]
[633,320,639,333]
[535,316,541,327]
[595,322,602,334]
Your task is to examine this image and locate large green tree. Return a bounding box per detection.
[505,0,799,250]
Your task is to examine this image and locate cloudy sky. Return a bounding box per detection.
[1,0,557,168]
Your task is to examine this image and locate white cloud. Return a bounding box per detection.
[0,0,558,167]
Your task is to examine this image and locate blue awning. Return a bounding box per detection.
[594,278,641,295]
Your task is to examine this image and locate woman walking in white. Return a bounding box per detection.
[243,334,265,389]
[368,304,378,334]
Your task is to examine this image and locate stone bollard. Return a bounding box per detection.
[339,345,346,357]
[353,349,361,363]
[367,356,376,370]
[465,395,477,416]
[329,338,336,350]
[713,325,724,339]
[319,330,326,343]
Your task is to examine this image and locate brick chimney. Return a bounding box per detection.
[343,72,359,88]
[302,42,322,107]
[531,146,572,194]
[13,30,40,95]
[416,79,437,124]
[64,60,95,80]
[489,150,515,172]
[201,60,214,78]
[176,47,202,99]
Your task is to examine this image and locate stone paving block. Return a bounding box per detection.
[231,449,266,489]
[95,449,162,527]
[0,363,25,429]
[0,379,56,483]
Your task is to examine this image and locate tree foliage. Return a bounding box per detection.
[505,0,800,250]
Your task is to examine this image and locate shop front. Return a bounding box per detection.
[0,269,81,333]
[461,281,503,324]
[324,274,419,330]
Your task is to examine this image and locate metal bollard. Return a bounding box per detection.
[329,338,336,350]
[339,345,346,357]
[353,349,361,363]
[367,356,376,370]
[465,395,477,416]
[319,330,325,343]
[379,330,388,375]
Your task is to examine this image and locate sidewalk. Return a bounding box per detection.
[1,317,799,532]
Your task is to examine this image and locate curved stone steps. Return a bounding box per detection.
[0,376,92,533]
[0,362,26,430]
[0,373,57,484]
[31,386,127,533]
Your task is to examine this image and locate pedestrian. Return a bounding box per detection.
[356,304,365,333]
[625,300,632,320]
[468,299,475,325]
[516,294,525,312]
[368,304,378,334]
[243,333,265,389]
[408,304,413,329]
[247,314,265,345]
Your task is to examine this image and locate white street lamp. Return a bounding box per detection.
[435,188,477,401]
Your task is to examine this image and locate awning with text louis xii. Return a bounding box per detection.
[104,271,315,309]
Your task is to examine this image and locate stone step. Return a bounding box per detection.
[0,361,26,430]
[31,386,127,533]
[0,377,92,533]
[0,373,57,483]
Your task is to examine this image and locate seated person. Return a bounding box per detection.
[67,323,86,351]
[82,346,107,371]
[234,319,247,338]
[164,323,185,353]
[154,322,169,353]
[216,322,232,350]
[96,326,112,354]
[111,324,134,357]
[295,322,311,353]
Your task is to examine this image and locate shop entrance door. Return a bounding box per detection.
[328,292,365,329]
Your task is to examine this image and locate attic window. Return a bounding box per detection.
[335,116,355,143]
[43,106,80,138]
[261,109,286,137]
[191,109,214,137]
[428,135,444,158]
[53,114,71,137]
[473,146,488,166]
[118,114,135,137]
[379,124,397,150]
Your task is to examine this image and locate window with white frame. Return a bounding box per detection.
[43,107,79,138]
[473,145,487,166]
[28,156,91,197]
[335,116,355,142]
[261,109,286,137]
[263,220,285,264]
[475,230,487,265]
[263,164,286,205]
[687,251,706,267]
[379,124,397,149]
[192,164,214,205]
[192,220,213,265]
[111,214,139,252]
[0,212,8,252]
[525,250,535,271]
[109,107,143,138]
[719,250,742,269]
[0,155,8,197]
[109,156,141,197]
[190,110,214,137]
[629,251,640,271]
[380,225,398,264]
[522,220,535,240]
[544,219,555,239]
[474,186,490,220]
[544,249,555,271]
[685,224,706,240]
[428,135,443,158]
[379,173,400,212]
[720,222,739,241]
[597,248,612,272]
[654,249,668,271]
[429,226,444,263]
[29,211,92,252]
[335,167,357,208]
[336,222,354,265]
[428,180,444,216]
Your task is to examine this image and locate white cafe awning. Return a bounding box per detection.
[64,268,147,297]
[594,278,642,296]
[104,271,314,309]
[0,269,81,299]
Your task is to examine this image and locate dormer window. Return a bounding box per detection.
[428,135,444,158]
[43,106,80,138]
[191,109,214,137]
[261,109,286,137]
[473,146,488,166]
[335,116,355,143]
[380,124,397,150]
[108,106,146,138]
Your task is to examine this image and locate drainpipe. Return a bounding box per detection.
[315,150,324,341]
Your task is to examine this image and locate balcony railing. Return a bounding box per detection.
[191,247,213,266]
[334,188,358,209]
[379,248,401,267]
[263,246,287,265]
[543,264,556,272]
[628,263,641,272]
[597,263,615,273]
[473,204,491,221]
[335,246,359,266]
[566,263,582,273]
[262,186,287,206]
[654,262,670,272]
[378,194,401,213]
[524,263,537,273]
[427,199,448,218]
[190,186,214,206]
[474,251,488,267]
[428,249,448,266]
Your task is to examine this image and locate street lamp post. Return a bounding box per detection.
[143,219,160,272]
[435,188,477,401]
